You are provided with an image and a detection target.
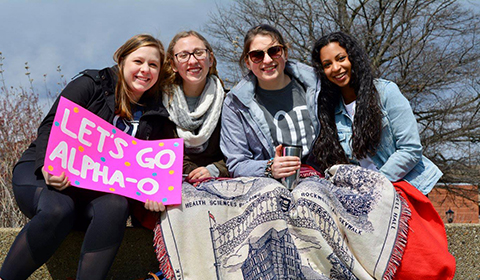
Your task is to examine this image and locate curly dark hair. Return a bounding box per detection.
[311,31,382,173]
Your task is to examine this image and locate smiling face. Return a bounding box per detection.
[123,46,161,102]
[171,35,213,96]
[319,42,352,91]
[245,34,289,90]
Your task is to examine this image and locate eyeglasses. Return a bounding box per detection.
[247,45,284,64]
[174,49,209,63]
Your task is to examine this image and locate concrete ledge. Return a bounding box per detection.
[1,224,479,279]
[0,227,158,280]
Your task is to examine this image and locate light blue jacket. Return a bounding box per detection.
[336,78,442,194]
[220,61,320,177]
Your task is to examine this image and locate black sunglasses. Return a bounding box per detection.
[247,45,284,64]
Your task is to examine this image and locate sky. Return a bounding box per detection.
[0,0,234,100]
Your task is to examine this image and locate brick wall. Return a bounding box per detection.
[429,184,479,224]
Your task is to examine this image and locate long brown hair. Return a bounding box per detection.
[311,31,382,173]
[161,31,220,99]
[113,34,165,119]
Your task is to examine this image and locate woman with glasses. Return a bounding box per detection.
[139,30,228,280]
[220,24,319,178]
[159,30,228,183]
[141,30,228,217]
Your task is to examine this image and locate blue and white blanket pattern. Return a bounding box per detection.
[155,165,409,280]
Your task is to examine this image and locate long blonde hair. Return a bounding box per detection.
[161,31,221,99]
[113,34,165,119]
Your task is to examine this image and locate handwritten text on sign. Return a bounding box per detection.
[44,97,183,204]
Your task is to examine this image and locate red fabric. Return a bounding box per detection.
[392,181,456,280]
[130,199,159,230]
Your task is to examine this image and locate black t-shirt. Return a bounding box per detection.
[255,77,315,158]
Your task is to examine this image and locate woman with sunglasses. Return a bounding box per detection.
[147,25,437,280]
[220,24,319,179]
[310,31,455,279]
[0,34,168,280]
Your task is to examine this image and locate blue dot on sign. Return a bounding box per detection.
[54,121,60,126]
[174,142,179,147]
[136,192,141,196]
[162,198,168,203]
[112,128,117,134]
[100,157,106,162]
[74,181,80,185]
[152,173,157,176]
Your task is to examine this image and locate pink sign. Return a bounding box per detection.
[44,97,183,205]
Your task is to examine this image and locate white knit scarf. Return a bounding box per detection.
[163,76,224,153]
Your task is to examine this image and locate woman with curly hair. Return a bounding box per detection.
[311,31,455,279]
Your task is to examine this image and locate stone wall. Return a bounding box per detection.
[0,224,478,279]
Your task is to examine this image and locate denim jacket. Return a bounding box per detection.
[220,61,320,177]
[335,79,442,194]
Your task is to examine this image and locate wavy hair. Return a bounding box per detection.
[161,30,220,100]
[114,34,165,119]
[311,31,382,173]
[239,24,289,73]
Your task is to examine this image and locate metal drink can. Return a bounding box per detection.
[282,145,302,190]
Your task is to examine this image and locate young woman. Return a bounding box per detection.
[0,34,169,280]
[311,31,455,279]
[311,31,442,194]
[220,24,320,179]
[141,31,228,279]
[161,30,228,182]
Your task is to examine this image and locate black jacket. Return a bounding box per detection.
[18,67,173,176]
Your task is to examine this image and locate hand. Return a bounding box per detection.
[271,145,301,179]
[187,167,211,181]
[144,199,165,212]
[42,168,71,191]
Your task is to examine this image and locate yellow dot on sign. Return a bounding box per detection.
[48,165,54,171]
[169,170,174,175]
[109,188,115,192]
[158,142,164,147]
[73,107,79,113]
[125,162,131,167]
[78,146,84,152]
[132,140,137,145]
[168,186,174,191]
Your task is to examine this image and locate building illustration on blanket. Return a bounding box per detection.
[240,228,305,279]
[205,179,358,279]
[158,167,405,279]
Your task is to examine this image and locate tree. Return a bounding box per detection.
[205,0,480,193]
[0,55,63,227]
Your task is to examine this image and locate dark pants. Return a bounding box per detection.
[0,161,129,280]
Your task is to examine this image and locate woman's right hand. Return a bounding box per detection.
[271,145,301,179]
[42,168,71,191]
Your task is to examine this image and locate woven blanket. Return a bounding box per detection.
[154,165,410,280]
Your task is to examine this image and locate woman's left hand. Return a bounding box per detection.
[188,167,211,181]
[144,199,165,212]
